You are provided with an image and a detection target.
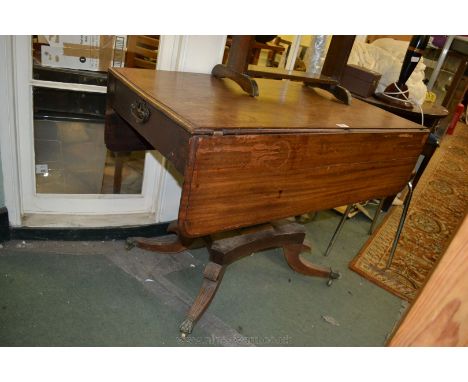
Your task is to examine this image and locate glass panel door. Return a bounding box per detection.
[9,35,165,219]
[31,35,160,195]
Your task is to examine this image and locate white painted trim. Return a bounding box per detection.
[0,36,22,226]
[157,35,185,71]
[30,79,107,93]
[22,212,157,228]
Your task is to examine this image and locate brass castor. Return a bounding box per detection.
[125,238,136,251]
[327,270,341,286]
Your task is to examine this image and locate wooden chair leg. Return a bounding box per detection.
[113,151,130,194]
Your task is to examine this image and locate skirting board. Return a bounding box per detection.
[0,207,10,242]
[0,208,169,241]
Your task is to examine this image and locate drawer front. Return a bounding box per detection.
[107,73,191,174]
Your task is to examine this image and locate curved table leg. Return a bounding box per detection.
[126,221,194,253]
[283,243,339,280]
[180,220,340,336]
[179,262,226,337]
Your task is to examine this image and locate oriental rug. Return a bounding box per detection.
[349,123,468,301]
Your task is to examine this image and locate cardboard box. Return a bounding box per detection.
[40,35,124,72]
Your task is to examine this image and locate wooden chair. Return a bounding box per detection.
[214,35,356,103]
[222,36,286,67]
[125,35,159,69]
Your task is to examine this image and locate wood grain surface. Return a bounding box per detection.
[108,68,429,238]
[107,72,192,174]
[388,214,468,346]
[109,68,427,134]
[178,131,427,237]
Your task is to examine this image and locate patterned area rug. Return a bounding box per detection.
[349,123,468,301]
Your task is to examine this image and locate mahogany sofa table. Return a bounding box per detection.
[106,67,429,336]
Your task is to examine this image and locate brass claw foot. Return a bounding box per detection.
[179,262,225,337]
[179,319,194,337]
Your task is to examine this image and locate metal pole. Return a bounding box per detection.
[324,204,353,257]
[427,36,455,91]
[369,198,385,235]
[385,181,414,269]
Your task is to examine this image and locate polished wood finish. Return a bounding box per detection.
[212,64,259,97]
[247,65,336,85]
[107,71,192,174]
[213,36,259,96]
[179,132,427,237]
[354,94,449,129]
[388,214,468,346]
[109,68,426,133]
[107,68,428,238]
[226,35,252,73]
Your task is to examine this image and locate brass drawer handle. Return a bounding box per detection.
[130,100,150,124]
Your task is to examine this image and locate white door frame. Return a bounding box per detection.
[0,36,22,226]
[0,35,227,227]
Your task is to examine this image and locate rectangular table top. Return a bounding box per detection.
[110,67,426,135]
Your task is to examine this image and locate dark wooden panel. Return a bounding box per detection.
[104,107,154,152]
[178,131,427,237]
[317,35,356,80]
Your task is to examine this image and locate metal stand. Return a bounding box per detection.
[369,199,385,235]
[385,180,414,269]
[324,204,353,257]
[324,180,414,268]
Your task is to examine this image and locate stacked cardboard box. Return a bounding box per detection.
[39,35,126,72]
